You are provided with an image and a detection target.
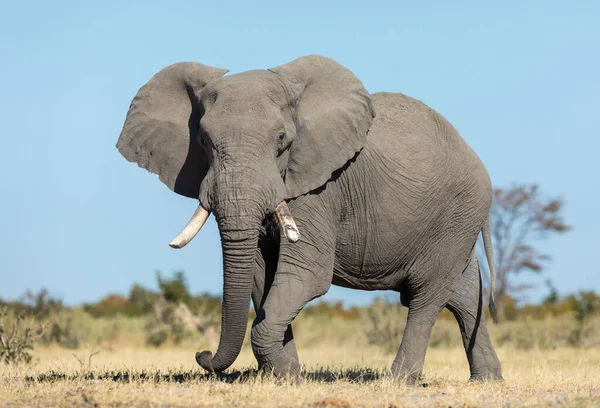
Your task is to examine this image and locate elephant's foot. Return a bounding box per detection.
[251,312,302,383]
[390,362,423,385]
[466,348,504,382]
[469,369,503,382]
[256,349,302,384]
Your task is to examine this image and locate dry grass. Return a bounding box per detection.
[1,345,599,407]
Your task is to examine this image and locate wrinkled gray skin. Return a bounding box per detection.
[117,55,503,383]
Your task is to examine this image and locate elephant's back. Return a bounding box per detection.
[369,92,447,138]
[365,91,489,190]
[368,92,474,161]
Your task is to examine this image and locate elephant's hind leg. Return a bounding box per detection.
[446,253,503,381]
[391,301,444,384]
[391,236,479,383]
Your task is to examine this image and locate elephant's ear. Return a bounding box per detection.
[117,62,228,198]
[269,55,375,198]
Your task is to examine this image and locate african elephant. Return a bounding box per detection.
[116,55,503,383]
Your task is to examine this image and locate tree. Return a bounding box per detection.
[156,271,192,306]
[479,184,571,319]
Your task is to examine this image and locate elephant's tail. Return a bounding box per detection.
[482,217,499,323]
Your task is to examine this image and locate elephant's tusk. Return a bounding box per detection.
[275,201,300,243]
[169,205,210,249]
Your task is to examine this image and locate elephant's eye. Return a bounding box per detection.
[277,130,290,156]
[276,131,287,154]
[198,132,208,147]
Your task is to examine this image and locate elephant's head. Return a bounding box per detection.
[116,55,374,372]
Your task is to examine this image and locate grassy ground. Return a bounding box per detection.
[2,345,599,407]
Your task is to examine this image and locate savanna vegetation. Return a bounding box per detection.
[1,270,599,407]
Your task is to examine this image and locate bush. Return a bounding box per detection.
[304,300,361,320]
[128,284,159,315]
[0,290,80,350]
[43,314,80,349]
[429,321,461,348]
[568,291,600,347]
[84,294,133,318]
[0,306,45,365]
[156,271,221,316]
[0,289,64,319]
[81,272,222,319]
[362,297,407,353]
[157,271,192,306]
[145,298,219,347]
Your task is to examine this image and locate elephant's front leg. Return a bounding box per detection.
[251,240,299,371]
[251,212,335,379]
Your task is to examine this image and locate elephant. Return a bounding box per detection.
[116,55,503,383]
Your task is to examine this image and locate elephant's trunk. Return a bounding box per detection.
[195,163,271,373]
[196,216,259,372]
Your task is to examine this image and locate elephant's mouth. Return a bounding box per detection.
[168,201,300,249]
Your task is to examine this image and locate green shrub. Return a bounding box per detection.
[128,284,159,315]
[44,315,80,349]
[0,289,64,319]
[144,298,219,347]
[362,297,407,353]
[0,290,80,350]
[568,291,600,347]
[84,294,137,318]
[304,300,361,320]
[157,271,192,306]
[0,306,45,365]
[81,272,221,319]
[429,321,460,348]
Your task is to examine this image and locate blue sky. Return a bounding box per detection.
[1,1,598,306]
